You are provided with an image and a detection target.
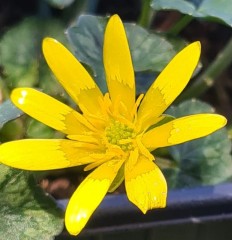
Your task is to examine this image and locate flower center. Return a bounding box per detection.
[105,120,135,151]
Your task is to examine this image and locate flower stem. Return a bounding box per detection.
[138,0,153,28]
[177,37,232,102]
[168,15,193,36]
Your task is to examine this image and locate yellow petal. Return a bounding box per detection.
[11,88,93,134]
[42,38,104,116]
[142,114,227,150]
[103,15,135,117]
[0,139,100,170]
[137,42,201,130]
[65,159,123,236]
[108,163,125,192]
[125,155,167,213]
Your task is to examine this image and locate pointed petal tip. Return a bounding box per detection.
[140,207,147,214]
[193,40,201,48]
[139,201,167,214]
[136,196,167,215]
[188,41,201,55]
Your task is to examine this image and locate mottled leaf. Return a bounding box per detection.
[0,164,63,239]
[151,0,232,27]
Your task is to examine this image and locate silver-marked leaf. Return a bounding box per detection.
[151,0,232,27]
[0,164,63,239]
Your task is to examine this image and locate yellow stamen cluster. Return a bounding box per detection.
[105,120,136,151]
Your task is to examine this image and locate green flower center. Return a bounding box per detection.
[105,120,135,151]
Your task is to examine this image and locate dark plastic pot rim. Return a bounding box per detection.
[57,182,232,237]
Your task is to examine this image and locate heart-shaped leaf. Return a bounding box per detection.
[67,15,175,93]
[0,164,63,239]
[151,0,232,27]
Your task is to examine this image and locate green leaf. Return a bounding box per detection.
[0,119,24,142]
[165,99,232,188]
[0,18,39,88]
[67,15,175,93]
[0,100,23,128]
[0,17,67,97]
[151,0,232,27]
[26,119,65,139]
[0,164,63,239]
[44,0,75,9]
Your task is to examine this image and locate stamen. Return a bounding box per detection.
[72,110,97,131]
[105,120,135,152]
[132,94,144,124]
[126,148,139,171]
[78,103,107,131]
[73,142,101,150]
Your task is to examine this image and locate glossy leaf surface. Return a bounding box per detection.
[151,0,232,27]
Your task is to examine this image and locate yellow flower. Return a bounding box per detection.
[0,15,226,235]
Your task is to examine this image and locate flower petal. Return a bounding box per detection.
[0,139,100,170]
[65,159,123,236]
[42,38,104,116]
[11,88,93,134]
[137,42,201,130]
[142,114,227,150]
[103,15,135,117]
[125,155,167,213]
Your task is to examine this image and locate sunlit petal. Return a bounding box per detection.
[142,114,227,150]
[65,159,123,235]
[125,155,167,213]
[103,14,135,118]
[0,139,101,170]
[43,38,104,116]
[137,42,201,130]
[11,88,93,134]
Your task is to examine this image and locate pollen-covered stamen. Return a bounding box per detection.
[105,120,136,151]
